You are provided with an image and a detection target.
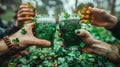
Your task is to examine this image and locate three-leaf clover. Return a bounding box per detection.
[21,28,27,35]
[12,38,19,43]
[64,12,70,19]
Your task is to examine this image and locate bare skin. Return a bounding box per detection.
[0,4,50,56]
[16,4,35,27]
[0,23,51,56]
[75,7,120,62]
[88,7,118,29]
[75,29,120,63]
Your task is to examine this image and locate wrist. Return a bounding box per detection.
[0,39,9,55]
[9,35,29,48]
[115,45,120,54]
[92,42,120,62]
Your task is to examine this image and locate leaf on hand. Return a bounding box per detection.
[12,38,19,43]
[21,28,27,35]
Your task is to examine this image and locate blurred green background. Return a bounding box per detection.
[0,0,120,22]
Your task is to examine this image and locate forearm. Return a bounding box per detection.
[92,40,120,63]
[0,39,9,55]
[115,44,120,55]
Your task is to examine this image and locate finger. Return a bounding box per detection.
[18,8,34,14]
[60,42,64,46]
[19,5,29,10]
[91,18,99,26]
[19,4,35,11]
[18,17,33,21]
[30,38,51,46]
[75,29,91,38]
[82,47,93,54]
[58,33,62,37]
[91,17,108,27]
[17,12,35,17]
[90,14,99,25]
[75,29,95,45]
[88,7,105,15]
[17,17,33,26]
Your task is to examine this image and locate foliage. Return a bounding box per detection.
[34,17,56,43]
[12,38,19,43]
[21,28,27,35]
[3,16,120,67]
[59,19,81,47]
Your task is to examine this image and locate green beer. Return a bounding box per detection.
[59,17,81,47]
[35,17,56,43]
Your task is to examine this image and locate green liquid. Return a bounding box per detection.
[59,19,81,47]
[35,22,56,43]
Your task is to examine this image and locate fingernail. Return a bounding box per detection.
[75,29,80,34]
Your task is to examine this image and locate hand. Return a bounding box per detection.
[10,23,51,48]
[75,29,120,62]
[89,7,118,29]
[16,4,35,27]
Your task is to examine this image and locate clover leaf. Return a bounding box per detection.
[64,12,70,19]
[12,38,19,43]
[21,28,27,35]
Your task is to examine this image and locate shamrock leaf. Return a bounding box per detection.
[21,28,27,35]
[64,12,70,19]
[12,38,19,43]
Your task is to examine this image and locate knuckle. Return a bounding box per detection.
[18,17,21,20]
[101,10,106,14]
[19,5,24,9]
[17,14,20,17]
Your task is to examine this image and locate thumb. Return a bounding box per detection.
[75,29,92,39]
[75,29,96,45]
[30,37,51,46]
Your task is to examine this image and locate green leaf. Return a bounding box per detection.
[84,20,90,24]
[28,2,34,10]
[64,12,70,19]
[21,28,27,35]
[32,56,38,60]
[12,38,19,43]
[80,42,85,48]
[8,63,17,67]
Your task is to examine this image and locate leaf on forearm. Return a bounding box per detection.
[12,38,19,43]
[21,28,27,35]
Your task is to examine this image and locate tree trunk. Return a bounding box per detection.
[75,0,78,9]
[108,0,116,15]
